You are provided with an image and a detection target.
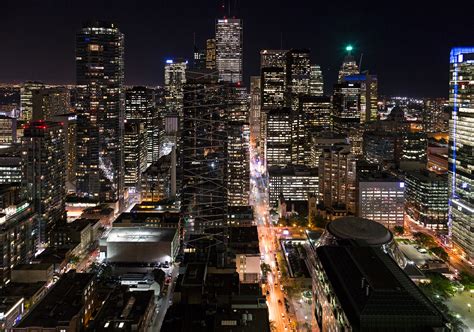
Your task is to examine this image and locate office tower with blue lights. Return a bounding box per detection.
[449,47,474,262]
[343,73,378,123]
[22,121,66,244]
[75,21,124,205]
[338,46,360,82]
[215,18,243,83]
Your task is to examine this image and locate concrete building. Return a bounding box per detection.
[102,227,179,264]
[319,143,356,215]
[357,172,405,230]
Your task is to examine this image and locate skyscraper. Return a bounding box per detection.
[125,86,158,164]
[181,70,228,230]
[20,81,45,121]
[266,108,292,167]
[31,86,70,120]
[260,50,288,69]
[123,119,147,190]
[215,18,242,83]
[448,47,474,262]
[75,21,124,204]
[206,38,217,70]
[286,49,311,109]
[228,122,250,206]
[164,59,187,116]
[22,121,66,244]
[338,47,360,82]
[343,74,378,123]
[309,64,324,96]
[249,76,261,148]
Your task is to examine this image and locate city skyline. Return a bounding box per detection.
[0,0,472,97]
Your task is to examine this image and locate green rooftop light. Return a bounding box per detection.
[346,45,353,52]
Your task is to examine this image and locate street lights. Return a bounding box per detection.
[468,303,471,312]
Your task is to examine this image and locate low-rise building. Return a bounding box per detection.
[102,227,179,264]
[13,271,97,331]
[11,263,54,284]
[91,288,155,332]
[312,245,447,331]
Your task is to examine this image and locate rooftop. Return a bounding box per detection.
[316,246,446,330]
[106,227,177,243]
[358,171,402,183]
[268,165,318,176]
[327,217,393,245]
[17,271,94,328]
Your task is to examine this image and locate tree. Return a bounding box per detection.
[430,247,449,262]
[393,225,404,236]
[413,232,437,248]
[314,213,327,229]
[459,271,474,290]
[261,262,271,277]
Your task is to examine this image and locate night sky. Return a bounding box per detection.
[0,0,472,97]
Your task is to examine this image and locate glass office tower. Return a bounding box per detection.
[449,47,474,262]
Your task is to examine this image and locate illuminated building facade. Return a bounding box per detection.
[22,121,66,244]
[0,187,35,287]
[337,52,359,82]
[405,170,448,232]
[268,165,318,206]
[206,38,216,70]
[75,21,124,204]
[164,59,187,115]
[125,86,158,164]
[318,143,356,214]
[123,120,147,189]
[215,18,242,83]
[0,145,22,184]
[357,172,405,230]
[141,150,176,202]
[343,74,378,123]
[249,76,261,146]
[260,49,288,69]
[266,108,292,167]
[52,113,77,186]
[333,82,363,157]
[286,49,311,110]
[300,96,332,131]
[20,81,45,121]
[0,116,17,144]
[423,98,449,133]
[31,87,70,120]
[228,122,250,206]
[448,48,474,260]
[309,132,347,168]
[309,64,324,96]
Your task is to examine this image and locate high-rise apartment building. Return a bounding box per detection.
[215,18,242,83]
[22,121,66,244]
[75,21,124,204]
[448,48,474,260]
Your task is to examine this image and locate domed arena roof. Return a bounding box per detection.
[326,217,393,246]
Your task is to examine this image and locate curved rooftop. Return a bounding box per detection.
[326,217,393,246]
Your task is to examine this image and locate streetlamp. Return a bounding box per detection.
[468,303,471,312]
[470,289,474,298]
